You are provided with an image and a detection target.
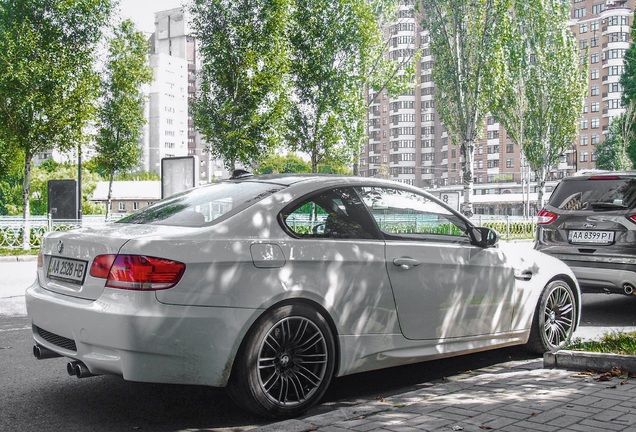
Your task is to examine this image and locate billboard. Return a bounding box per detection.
[48,180,78,219]
[161,156,198,199]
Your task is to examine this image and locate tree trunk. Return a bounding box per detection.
[461,141,475,218]
[536,167,547,213]
[105,171,114,222]
[21,155,32,250]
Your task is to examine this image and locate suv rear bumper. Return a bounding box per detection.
[567,263,636,295]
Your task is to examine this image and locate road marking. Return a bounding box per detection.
[0,325,30,332]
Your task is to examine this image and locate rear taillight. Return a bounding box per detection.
[589,175,620,180]
[537,209,558,225]
[628,215,636,224]
[90,254,185,291]
[90,254,117,279]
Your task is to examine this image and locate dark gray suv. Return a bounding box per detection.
[535,171,636,296]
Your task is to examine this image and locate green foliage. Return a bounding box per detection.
[0,0,111,246]
[114,171,161,181]
[286,0,391,172]
[621,23,636,108]
[93,19,153,220]
[0,172,23,215]
[190,0,291,170]
[94,19,153,183]
[419,0,511,216]
[492,0,586,209]
[595,115,632,171]
[566,331,636,355]
[2,163,105,216]
[254,153,311,174]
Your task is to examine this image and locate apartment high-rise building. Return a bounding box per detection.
[149,8,230,183]
[143,52,189,173]
[361,0,634,206]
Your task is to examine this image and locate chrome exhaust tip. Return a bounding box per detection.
[33,345,62,360]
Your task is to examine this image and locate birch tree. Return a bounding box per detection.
[190,0,291,170]
[419,0,510,217]
[514,0,586,209]
[93,19,153,221]
[287,0,398,173]
[0,0,111,248]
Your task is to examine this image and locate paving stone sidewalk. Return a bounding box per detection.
[254,359,636,432]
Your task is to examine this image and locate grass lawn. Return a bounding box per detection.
[566,331,636,355]
[0,247,39,256]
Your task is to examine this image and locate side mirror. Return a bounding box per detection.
[468,226,499,248]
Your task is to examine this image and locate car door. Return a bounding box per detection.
[278,187,400,337]
[356,186,515,341]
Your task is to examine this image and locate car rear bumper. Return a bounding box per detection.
[25,280,260,387]
[567,264,636,295]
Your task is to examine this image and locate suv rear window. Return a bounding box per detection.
[548,177,636,211]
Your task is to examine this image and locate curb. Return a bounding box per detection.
[544,350,636,372]
[0,255,37,263]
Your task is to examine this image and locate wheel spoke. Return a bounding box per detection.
[542,285,575,348]
[257,315,329,407]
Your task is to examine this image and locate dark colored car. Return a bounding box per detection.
[535,171,636,296]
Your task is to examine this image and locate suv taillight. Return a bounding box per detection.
[90,254,185,291]
[537,209,558,225]
[628,215,636,224]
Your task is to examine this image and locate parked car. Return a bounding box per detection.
[535,170,636,296]
[27,174,580,418]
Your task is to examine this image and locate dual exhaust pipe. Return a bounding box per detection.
[32,345,98,379]
[66,360,97,378]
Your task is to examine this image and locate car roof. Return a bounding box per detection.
[228,173,412,189]
[566,170,636,180]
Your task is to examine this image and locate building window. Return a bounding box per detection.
[590,36,598,48]
[579,23,588,33]
[591,134,600,145]
[506,158,513,168]
[573,8,585,18]
[591,101,599,112]
[580,134,588,146]
[580,151,589,162]
[591,53,599,64]
[591,85,599,96]
[591,3,604,14]
[590,69,599,80]
[118,202,126,212]
[580,118,588,130]
[506,143,514,153]
[591,118,600,129]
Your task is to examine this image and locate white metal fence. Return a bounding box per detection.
[0,215,125,248]
[0,214,537,249]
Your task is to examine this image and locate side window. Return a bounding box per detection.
[356,186,468,241]
[282,188,377,239]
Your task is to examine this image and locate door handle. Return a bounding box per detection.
[393,257,421,270]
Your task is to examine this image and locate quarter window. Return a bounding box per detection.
[282,188,377,239]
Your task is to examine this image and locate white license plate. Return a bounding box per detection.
[568,230,615,244]
[47,256,88,284]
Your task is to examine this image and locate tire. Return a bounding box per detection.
[526,279,577,354]
[227,303,336,418]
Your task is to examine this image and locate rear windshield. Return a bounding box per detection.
[117,181,283,227]
[548,178,636,211]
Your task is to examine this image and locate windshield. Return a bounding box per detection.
[118,181,284,227]
[548,178,636,211]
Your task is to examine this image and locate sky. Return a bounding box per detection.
[118,0,186,34]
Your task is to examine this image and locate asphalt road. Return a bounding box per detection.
[2,259,636,431]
